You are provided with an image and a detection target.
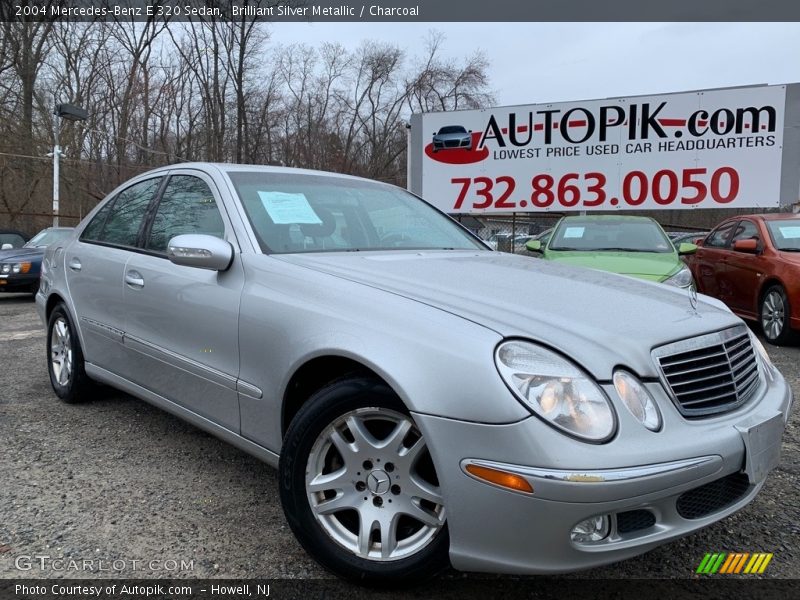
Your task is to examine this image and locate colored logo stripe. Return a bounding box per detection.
[697,553,773,574]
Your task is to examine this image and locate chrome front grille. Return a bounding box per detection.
[653,326,761,418]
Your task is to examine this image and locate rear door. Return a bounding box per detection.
[724,219,765,318]
[121,170,244,432]
[693,220,736,301]
[65,176,162,373]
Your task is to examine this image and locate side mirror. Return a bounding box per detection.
[733,239,758,254]
[167,234,233,271]
[1,243,13,250]
[526,240,543,253]
[677,242,697,256]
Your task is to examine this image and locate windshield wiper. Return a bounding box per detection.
[779,247,800,252]
[596,247,655,252]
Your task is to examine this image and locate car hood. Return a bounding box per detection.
[277,250,741,378]
[777,250,800,264]
[0,246,44,262]
[543,250,681,281]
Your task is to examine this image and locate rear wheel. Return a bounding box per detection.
[47,304,96,403]
[279,377,449,584]
[760,285,795,345]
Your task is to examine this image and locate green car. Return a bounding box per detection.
[525,215,696,288]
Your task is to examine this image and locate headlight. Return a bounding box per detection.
[612,370,661,431]
[749,330,776,382]
[663,265,694,288]
[0,263,9,274]
[495,340,616,442]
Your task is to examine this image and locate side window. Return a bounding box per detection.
[731,220,759,243]
[80,201,113,242]
[95,178,162,247]
[145,175,225,253]
[704,222,736,248]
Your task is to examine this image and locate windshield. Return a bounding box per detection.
[0,232,26,248]
[549,219,673,253]
[24,229,72,248]
[438,126,467,134]
[766,220,800,251]
[228,172,485,254]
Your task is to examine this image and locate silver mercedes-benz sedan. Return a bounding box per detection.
[37,163,792,584]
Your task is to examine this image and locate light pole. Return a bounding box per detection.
[51,103,88,227]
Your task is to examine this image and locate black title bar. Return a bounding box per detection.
[3,0,800,22]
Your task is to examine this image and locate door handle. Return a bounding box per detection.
[125,270,145,289]
[67,258,82,272]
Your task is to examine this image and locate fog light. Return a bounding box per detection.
[570,515,610,543]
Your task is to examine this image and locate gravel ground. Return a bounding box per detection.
[0,292,797,583]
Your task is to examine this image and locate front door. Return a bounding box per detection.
[122,171,244,432]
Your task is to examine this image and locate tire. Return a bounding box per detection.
[760,285,795,346]
[279,377,449,585]
[47,303,96,403]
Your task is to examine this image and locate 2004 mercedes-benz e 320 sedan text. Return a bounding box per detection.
[37,164,791,583]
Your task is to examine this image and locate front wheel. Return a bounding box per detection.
[279,377,449,584]
[760,285,795,345]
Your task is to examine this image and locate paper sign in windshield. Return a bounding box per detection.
[778,226,800,239]
[258,191,322,224]
[563,227,585,239]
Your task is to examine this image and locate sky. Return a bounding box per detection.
[267,22,800,106]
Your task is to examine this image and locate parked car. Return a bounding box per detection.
[686,214,800,345]
[0,227,73,294]
[517,227,554,254]
[0,228,29,250]
[484,232,531,251]
[431,125,472,152]
[526,215,696,288]
[37,164,791,584]
[668,231,709,248]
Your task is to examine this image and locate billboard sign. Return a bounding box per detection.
[409,84,800,213]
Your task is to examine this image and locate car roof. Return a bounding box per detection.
[721,213,799,222]
[0,228,29,237]
[140,162,387,186]
[560,215,655,223]
[754,213,800,221]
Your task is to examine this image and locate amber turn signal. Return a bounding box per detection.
[19,262,32,274]
[465,464,534,494]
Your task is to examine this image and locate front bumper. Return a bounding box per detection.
[414,371,792,574]
[0,273,38,293]
[432,138,472,150]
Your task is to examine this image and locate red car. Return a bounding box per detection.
[687,213,800,345]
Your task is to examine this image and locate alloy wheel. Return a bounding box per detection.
[761,290,785,341]
[305,407,445,561]
[50,317,73,387]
